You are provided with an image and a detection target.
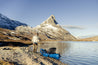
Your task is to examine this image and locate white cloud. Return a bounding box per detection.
[62,25,85,29]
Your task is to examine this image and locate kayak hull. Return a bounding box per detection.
[40,49,60,60]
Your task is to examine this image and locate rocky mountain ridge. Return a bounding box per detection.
[0,13,27,30]
[0,28,32,46]
[33,15,76,40]
[0,13,76,41]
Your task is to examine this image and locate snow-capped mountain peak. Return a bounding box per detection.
[0,13,27,30]
[33,15,76,40]
[41,15,58,26]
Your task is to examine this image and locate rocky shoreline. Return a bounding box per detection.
[0,46,67,65]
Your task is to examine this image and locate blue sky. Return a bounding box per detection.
[0,0,97,38]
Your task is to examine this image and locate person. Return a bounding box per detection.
[32,32,39,53]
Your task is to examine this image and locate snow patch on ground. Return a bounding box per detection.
[45,24,57,30]
[36,25,41,28]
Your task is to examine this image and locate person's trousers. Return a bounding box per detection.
[33,44,38,52]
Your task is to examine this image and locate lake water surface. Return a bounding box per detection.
[38,41,98,65]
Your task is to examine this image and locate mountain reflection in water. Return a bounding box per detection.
[38,41,98,65]
[38,41,70,54]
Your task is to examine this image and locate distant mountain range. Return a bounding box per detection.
[0,13,27,30]
[77,36,98,41]
[0,13,98,42]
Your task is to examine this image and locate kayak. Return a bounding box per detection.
[40,48,60,60]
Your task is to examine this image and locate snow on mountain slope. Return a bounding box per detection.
[33,15,76,40]
[0,13,27,30]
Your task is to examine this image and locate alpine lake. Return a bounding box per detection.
[38,41,98,65]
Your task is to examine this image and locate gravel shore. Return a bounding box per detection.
[0,46,67,65]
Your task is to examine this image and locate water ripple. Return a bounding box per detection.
[60,42,98,65]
